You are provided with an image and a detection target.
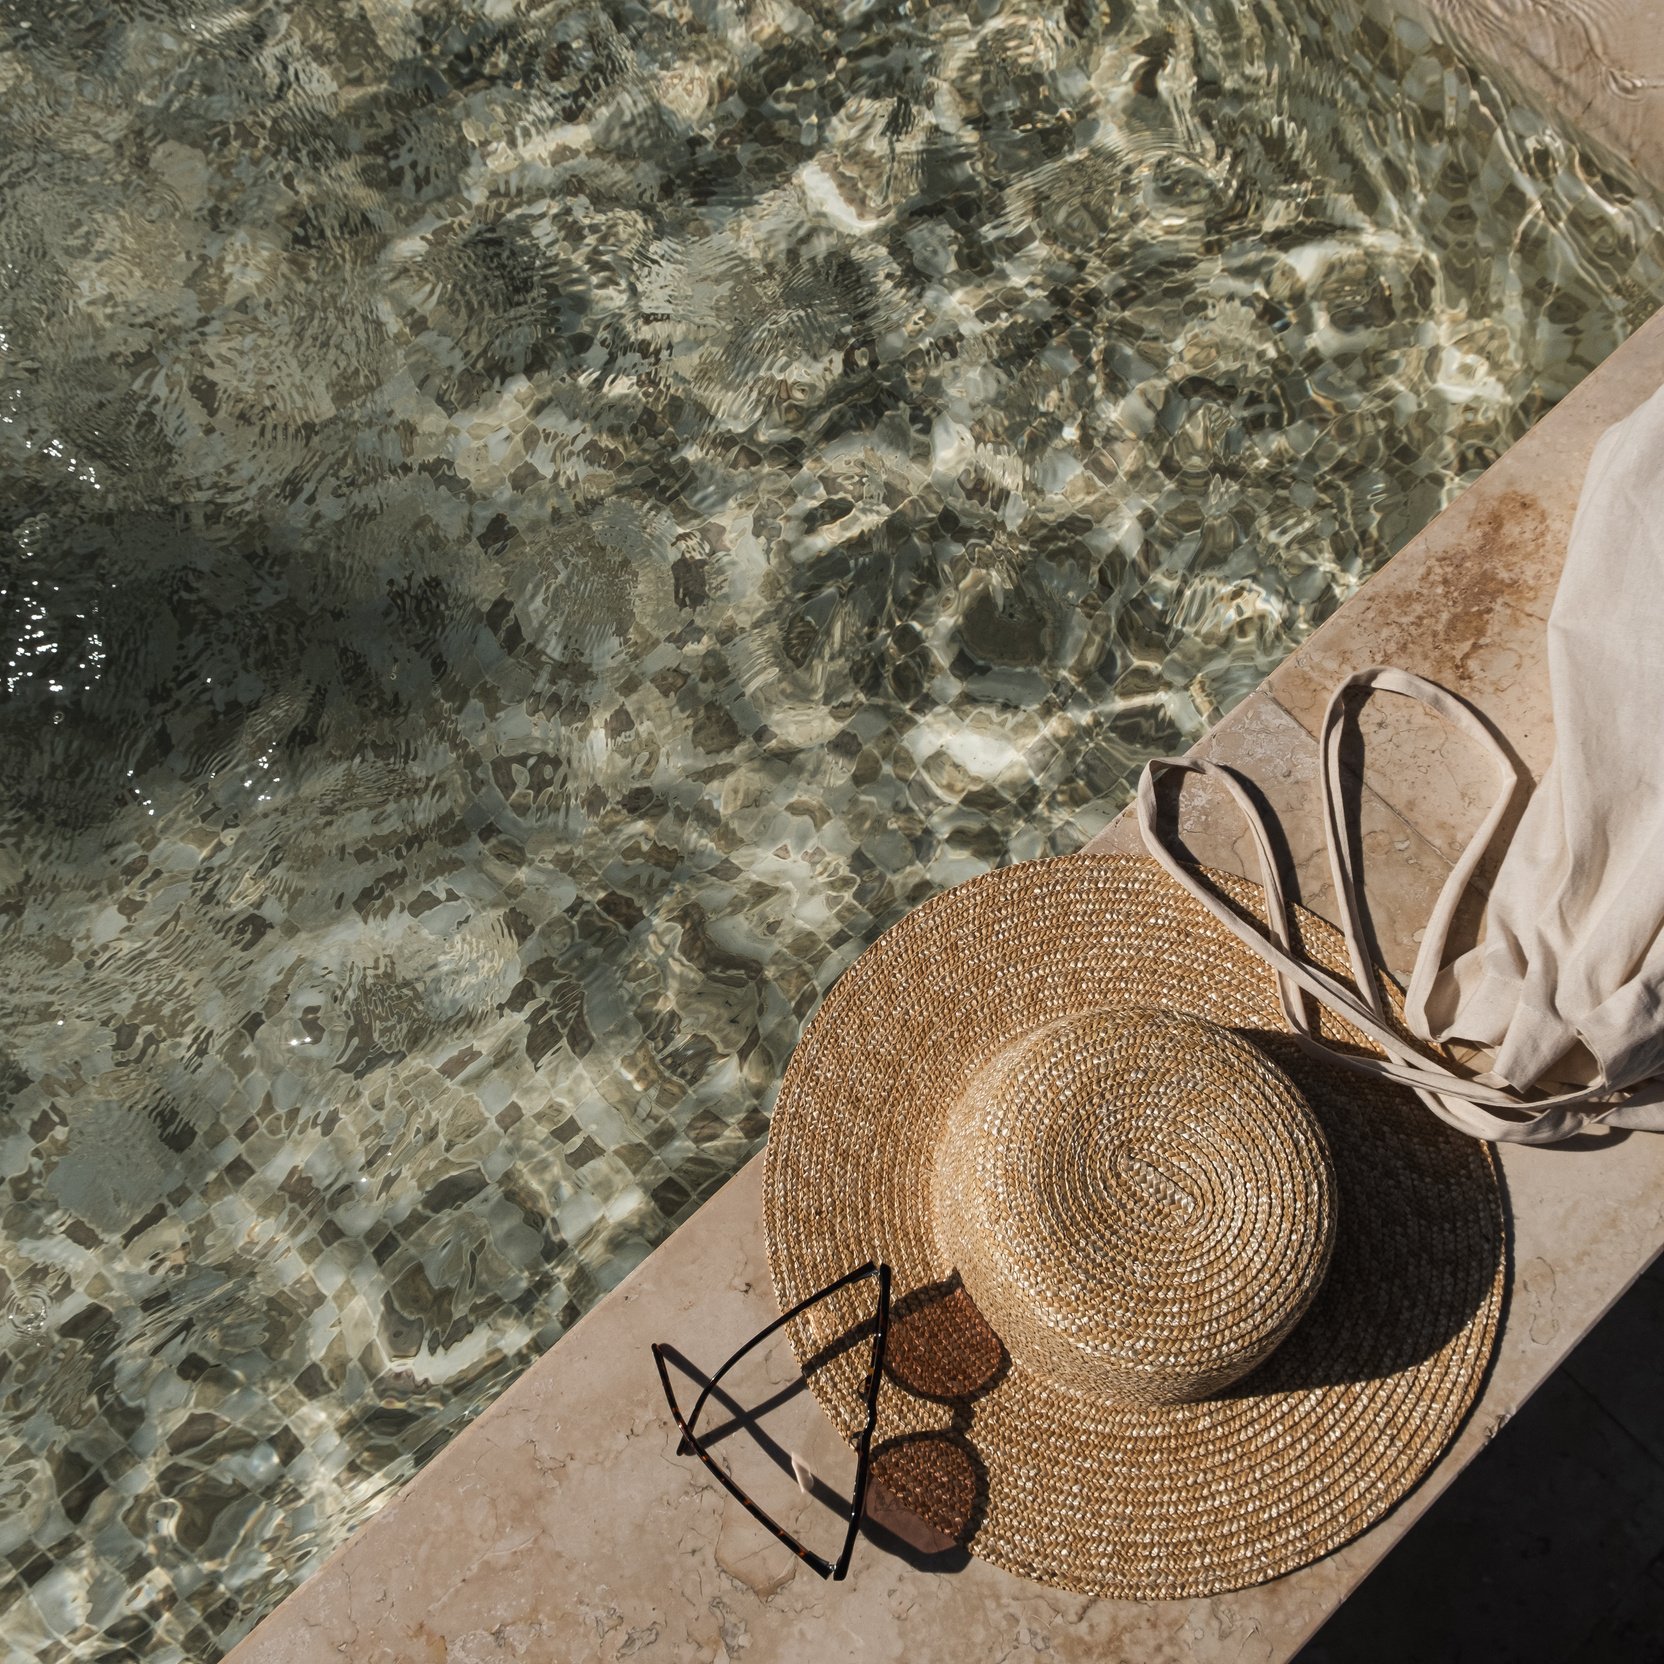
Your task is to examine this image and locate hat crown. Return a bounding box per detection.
[931,1007,1335,1405]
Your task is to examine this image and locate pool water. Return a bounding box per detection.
[0,0,1660,1653]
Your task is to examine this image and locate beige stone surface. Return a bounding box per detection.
[228,304,1664,1664]
[227,1128,1664,1664]
[1083,694,1451,981]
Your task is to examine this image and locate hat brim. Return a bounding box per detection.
[763,854,1504,1599]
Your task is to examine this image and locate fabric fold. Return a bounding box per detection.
[1139,380,1664,1144]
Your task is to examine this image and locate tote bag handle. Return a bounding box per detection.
[1136,667,1642,1144]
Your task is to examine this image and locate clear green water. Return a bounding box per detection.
[0,0,1660,1654]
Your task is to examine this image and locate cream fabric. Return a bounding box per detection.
[1139,382,1664,1144]
[1433,384,1664,1094]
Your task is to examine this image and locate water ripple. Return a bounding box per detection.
[1,0,1661,1654]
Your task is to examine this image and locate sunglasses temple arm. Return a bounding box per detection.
[832,1262,891,1580]
[650,1343,700,1458]
[651,1262,892,1583]
[652,1340,844,1577]
[679,1260,883,1442]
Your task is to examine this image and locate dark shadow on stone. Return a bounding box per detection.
[1140,758,1304,904]
[1547,1124,1635,1152]
[1296,1267,1664,1664]
[657,1290,883,1455]
[1332,700,1394,976]
[653,1343,858,1524]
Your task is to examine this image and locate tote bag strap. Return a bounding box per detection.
[1135,666,1626,1145]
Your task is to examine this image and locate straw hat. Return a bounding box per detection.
[763,853,1504,1599]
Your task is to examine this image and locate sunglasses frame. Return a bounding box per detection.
[651,1260,892,1581]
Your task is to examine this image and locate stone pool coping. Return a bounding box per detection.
[225,289,1664,1661]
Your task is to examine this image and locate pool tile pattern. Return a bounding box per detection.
[223,301,1664,1664]
[1,0,1662,1654]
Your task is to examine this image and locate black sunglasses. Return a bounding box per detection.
[651,1261,892,1581]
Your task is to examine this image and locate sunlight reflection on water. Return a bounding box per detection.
[0,0,1661,1652]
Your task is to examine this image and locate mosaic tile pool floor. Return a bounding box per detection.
[1,0,1661,1654]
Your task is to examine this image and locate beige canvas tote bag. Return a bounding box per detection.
[1139,382,1664,1145]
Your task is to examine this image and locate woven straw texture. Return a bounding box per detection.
[933,1009,1336,1406]
[764,853,1505,1600]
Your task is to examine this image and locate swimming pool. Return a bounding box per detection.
[0,0,1660,1653]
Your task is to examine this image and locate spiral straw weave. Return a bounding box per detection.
[764,853,1504,1599]
[933,1009,1335,1406]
